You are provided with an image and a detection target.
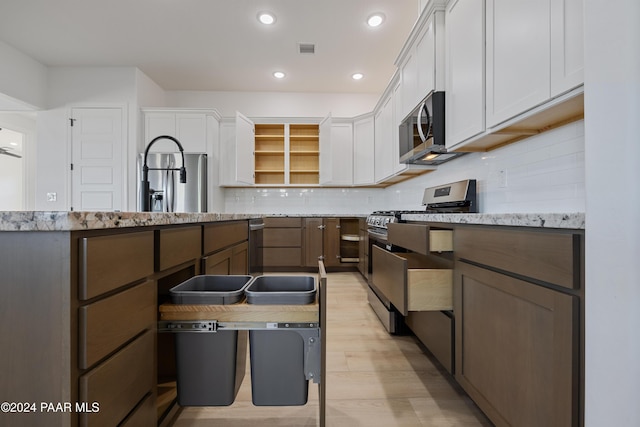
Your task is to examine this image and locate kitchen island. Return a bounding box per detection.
[0,211,261,427]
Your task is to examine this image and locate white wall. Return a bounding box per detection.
[35,67,138,210]
[584,0,640,425]
[0,41,47,110]
[164,90,379,118]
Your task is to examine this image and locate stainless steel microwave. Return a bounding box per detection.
[399,91,464,165]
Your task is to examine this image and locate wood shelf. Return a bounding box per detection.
[253,123,319,185]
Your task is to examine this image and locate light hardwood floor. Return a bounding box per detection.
[173,272,493,426]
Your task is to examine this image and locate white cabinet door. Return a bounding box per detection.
[144,112,207,153]
[218,121,236,186]
[318,113,332,184]
[486,0,551,127]
[416,15,436,99]
[446,0,485,147]
[144,113,176,153]
[374,95,394,182]
[399,52,418,122]
[550,0,584,96]
[235,112,255,185]
[353,115,375,185]
[175,113,207,152]
[326,122,353,186]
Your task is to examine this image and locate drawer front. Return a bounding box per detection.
[79,330,154,426]
[388,223,453,254]
[231,241,249,275]
[264,228,302,247]
[454,227,580,289]
[157,226,202,271]
[79,231,154,300]
[405,311,453,374]
[79,280,156,369]
[264,248,302,267]
[264,217,302,228]
[372,246,453,315]
[119,393,155,427]
[202,247,233,275]
[203,221,248,254]
[372,246,408,314]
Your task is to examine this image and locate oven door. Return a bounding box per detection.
[366,230,401,334]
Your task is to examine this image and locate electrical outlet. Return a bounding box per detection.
[498,170,508,188]
[46,192,57,202]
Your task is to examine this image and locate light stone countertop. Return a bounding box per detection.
[0,211,585,231]
[0,211,262,231]
[401,212,585,229]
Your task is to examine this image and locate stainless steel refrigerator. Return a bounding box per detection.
[137,153,207,212]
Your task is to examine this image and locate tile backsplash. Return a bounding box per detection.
[224,120,585,214]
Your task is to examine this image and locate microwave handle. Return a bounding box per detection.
[416,101,430,143]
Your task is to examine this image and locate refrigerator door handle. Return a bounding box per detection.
[166,155,175,212]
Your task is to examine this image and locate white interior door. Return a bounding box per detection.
[71,107,124,211]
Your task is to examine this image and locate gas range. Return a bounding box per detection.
[366,179,478,234]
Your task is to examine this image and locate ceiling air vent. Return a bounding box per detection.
[298,43,316,54]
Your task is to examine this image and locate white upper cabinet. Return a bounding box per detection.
[374,93,395,182]
[320,120,353,186]
[550,0,584,96]
[144,111,207,153]
[416,15,436,101]
[445,0,485,147]
[486,0,551,128]
[353,114,375,185]
[397,11,444,122]
[448,0,585,150]
[400,52,419,122]
[235,111,255,185]
[318,114,332,184]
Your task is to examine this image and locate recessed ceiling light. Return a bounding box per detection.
[352,73,364,80]
[273,71,286,79]
[367,13,385,27]
[258,12,276,25]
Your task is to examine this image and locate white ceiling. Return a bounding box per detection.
[0,0,419,94]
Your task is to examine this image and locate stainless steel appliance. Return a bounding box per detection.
[137,152,207,212]
[365,179,477,333]
[249,218,264,275]
[399,91,466,166]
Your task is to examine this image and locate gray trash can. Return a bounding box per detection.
[170,275,252,406]
[245,275,316,406]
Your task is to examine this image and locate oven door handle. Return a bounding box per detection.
[367,229,388,242]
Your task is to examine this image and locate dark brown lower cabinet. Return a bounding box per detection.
[455,260,579,427]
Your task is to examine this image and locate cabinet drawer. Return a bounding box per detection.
[454,227,581,289]
[79,231,154,300]
[264,217,302,227]
[79,280,156,369]
[156,226,202,271]
[79,330,154,426]
[264,248,302,267]
[119,393,155,427]
[203,221,248,254]
[388,223,453,254]
[372,245,452,315]
[405,311,453,374]
[264,228,302,247]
